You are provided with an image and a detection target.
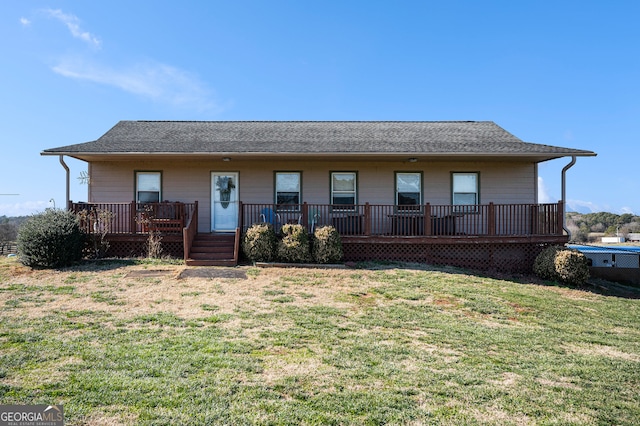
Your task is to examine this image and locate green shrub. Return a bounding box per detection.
[242,223,277,262]
[533,245,563,281]
[554,249,590,286]
[312,225,343,264]
[533,245,590,286]
[17,209,85,268]
[277,224,312,263]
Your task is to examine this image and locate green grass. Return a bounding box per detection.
[1,259,639,424]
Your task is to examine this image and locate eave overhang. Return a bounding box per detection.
[41,150,597,164]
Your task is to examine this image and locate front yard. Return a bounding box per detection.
[1,257,639,425]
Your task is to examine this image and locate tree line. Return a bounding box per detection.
[566,212,640,242]
[0,216,27,243]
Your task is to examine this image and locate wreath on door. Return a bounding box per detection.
[216,176,235,209]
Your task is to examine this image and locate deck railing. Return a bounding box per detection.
[241,202,563,237]
[69,200,563,238]
[69,201,198,235]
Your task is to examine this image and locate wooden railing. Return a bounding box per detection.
[69,201,198,235]
[241,202,564,237]
[68,200,563,239]
[183,201,198,261]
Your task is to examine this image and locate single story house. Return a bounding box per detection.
[42,121,596,271]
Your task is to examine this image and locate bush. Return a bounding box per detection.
[533,245,563,281]
[17,209,85,268]
[277,224,312,263]
[533,245,590,286]
[243,223,277,262]
[554,250,590,286]
[312,225,343,264]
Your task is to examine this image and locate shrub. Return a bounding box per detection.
[533,245,590,286]
[243,223,277,262]
[77,208,113,259]
[312,225,343,264]
[277,223,312,263]
[533,245,563,281]
[17,209,85,268]
[554,249,590,286]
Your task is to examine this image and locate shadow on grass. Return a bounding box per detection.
[354,260,640,300]
[54,258,183,273]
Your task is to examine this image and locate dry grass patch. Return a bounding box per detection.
[565,343,640,362]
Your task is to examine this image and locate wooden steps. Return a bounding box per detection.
[186,233,238,266]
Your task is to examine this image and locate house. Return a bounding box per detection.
[41,121,596,271]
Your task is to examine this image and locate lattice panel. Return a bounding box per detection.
[343,241,551,273]
[105,240,183,258]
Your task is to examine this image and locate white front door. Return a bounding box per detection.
[211,172,239,232]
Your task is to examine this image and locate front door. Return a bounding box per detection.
[211,172,239,232]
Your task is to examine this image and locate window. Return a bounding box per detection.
[275,172,301,210]
[331,172,357,208]
[452,172,479,212]
[396,172,422,209]
[136,172,161,203]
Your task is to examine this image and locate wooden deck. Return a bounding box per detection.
[70,201,567,271]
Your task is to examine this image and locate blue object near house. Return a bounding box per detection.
[260,208,280,229]
[569,244,640,286]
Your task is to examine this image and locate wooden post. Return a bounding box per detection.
[488,202,496,236]
[238,200,243,233]
[130,201,137,234]
[556,200,564,235]
[530,204,539,235]
[302,202,308,229]
[424,203,432,236]
[364,203,371,236]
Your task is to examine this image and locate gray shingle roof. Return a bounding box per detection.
[42,121,596,161]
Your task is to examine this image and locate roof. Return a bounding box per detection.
[41,120,597,162]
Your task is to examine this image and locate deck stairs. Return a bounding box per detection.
[186,232,238,266]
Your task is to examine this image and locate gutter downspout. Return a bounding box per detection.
[561,156,577,237]
[59,155,70,210]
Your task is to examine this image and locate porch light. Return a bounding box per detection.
[408,158,418,163]
[222,157,231,162]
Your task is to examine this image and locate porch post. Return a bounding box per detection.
[556,200,564,235]
[424,203,432,236]
[238,200,243,232]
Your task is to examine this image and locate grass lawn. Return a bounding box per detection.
[1,256,639,425]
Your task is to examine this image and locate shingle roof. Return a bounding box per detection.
[42,120,596,161]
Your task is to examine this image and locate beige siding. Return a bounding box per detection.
[89,159,536,232]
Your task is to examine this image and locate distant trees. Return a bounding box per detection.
[566,212,640,242]
[0,216,26,241]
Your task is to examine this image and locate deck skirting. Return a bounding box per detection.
[341,235,568,273]
[100,233,567,273]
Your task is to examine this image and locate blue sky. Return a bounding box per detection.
[1,1,638,216]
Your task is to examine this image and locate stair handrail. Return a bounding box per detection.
[183,201,198,261]
[233,227,241,264]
